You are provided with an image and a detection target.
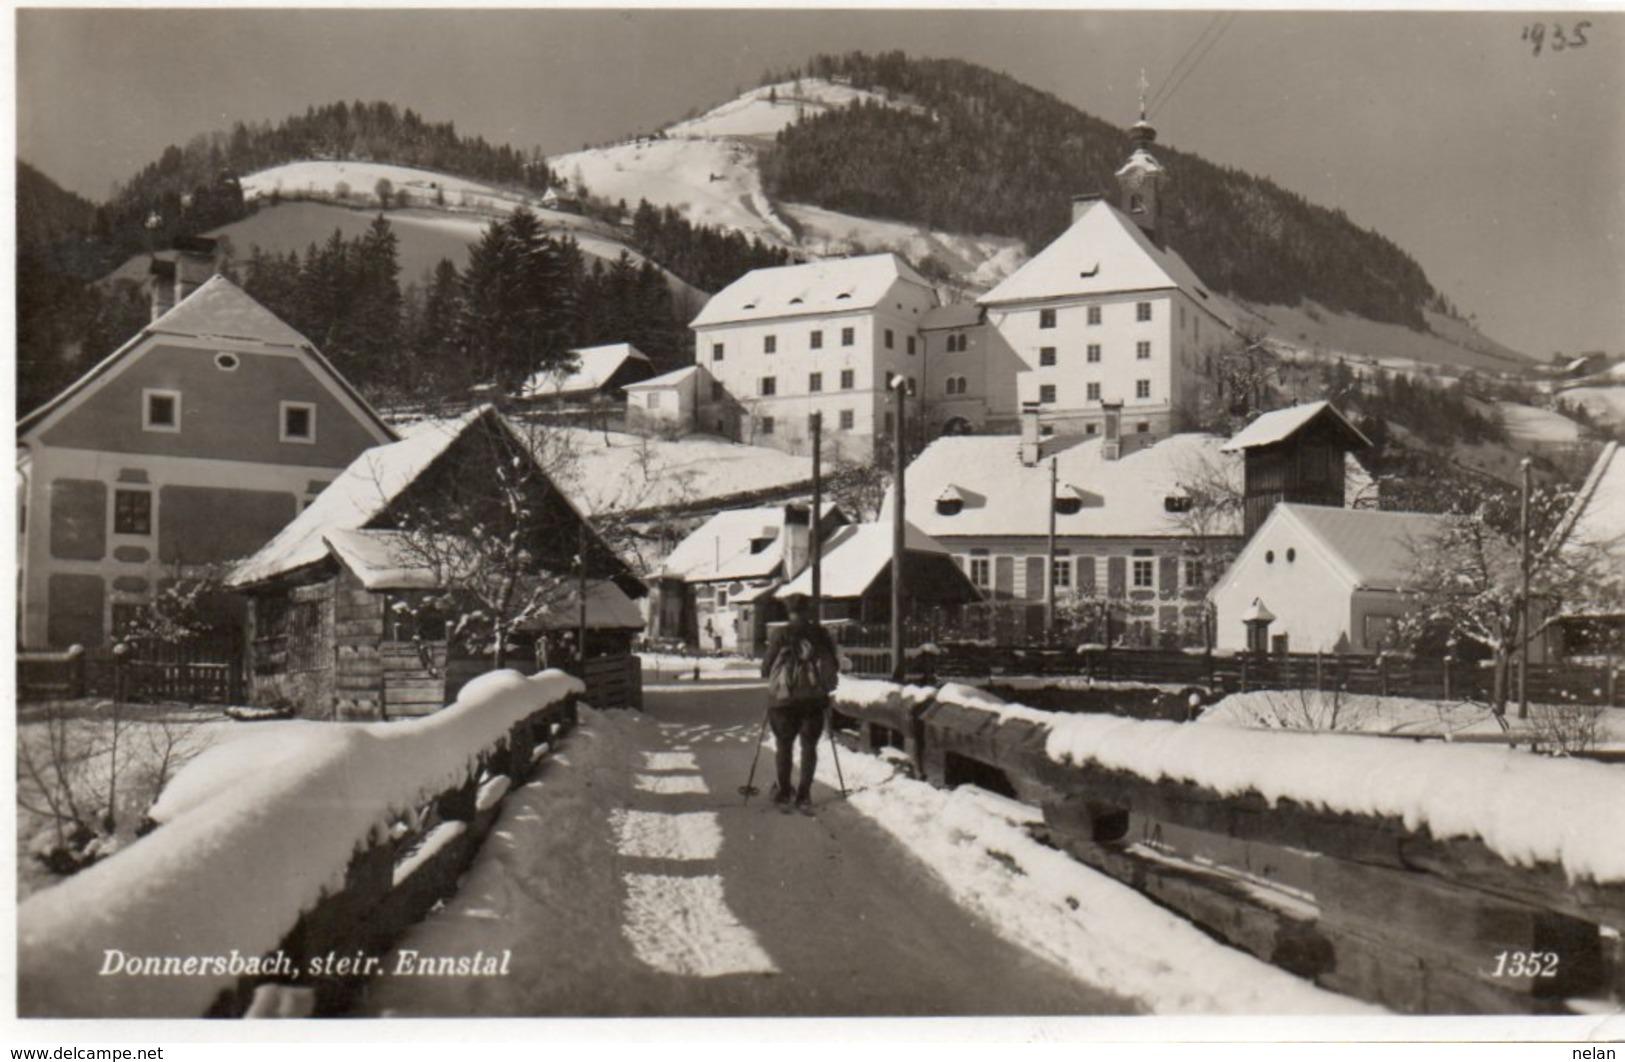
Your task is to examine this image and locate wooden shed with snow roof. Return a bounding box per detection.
[227,407,643,719]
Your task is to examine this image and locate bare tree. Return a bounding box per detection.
[1168,446,1246,624]
[824,458,890,523]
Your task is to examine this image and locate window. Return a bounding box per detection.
[764,335,777,354]
[1087,305,1102,326]
[1136,379,1151,399]
[760,416,775,436]
[1039,346,1057,367]
[143,389,180,432]
[907,335,917,356]
[1137,341,1151,360]
[839,409,854,431]
[840,369,855,390]
[968,557,991,587]
[280,401,316,443]
[841,327,855,347]
[810,329,823,350]
[113,490,152,536]
[1087,344,1101,363]
[760,376,776,396]
[809,372,823,393]
[1039,308,1056,329]
[945,375,968,396]
[1137,301,1152,322]
[711,380,725,401]
[1137,422,1150,434]
[1132,558,1155,589]
[1039,384,1057,404]
[647,393,661,410]
[712,342,724,361]
[1086,423,1098,435]
[214,352,239,371]
[1184,557,1206,589]
[1087,382,1101,401]
[1052,556,1072,589]
[947,332,967,353]
[884,329,895,349]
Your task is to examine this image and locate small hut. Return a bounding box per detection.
[227,407,644,719]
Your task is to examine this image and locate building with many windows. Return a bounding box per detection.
[16,264,395,649]
[897,408,1243,647]
[688,253,937,461]
[973,112,1239,440]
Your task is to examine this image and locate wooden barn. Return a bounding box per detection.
[226,406,644,719]
[1219,401,1373,539]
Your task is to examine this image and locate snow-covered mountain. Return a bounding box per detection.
[162,76,1531,380]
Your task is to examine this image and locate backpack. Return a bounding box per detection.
[770,629,838,701]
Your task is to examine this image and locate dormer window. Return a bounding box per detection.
[281,401,316,443]
[143,389,181,433]
[1164,494,1193,513]
[836,292,852,300]
[936,497,964,516]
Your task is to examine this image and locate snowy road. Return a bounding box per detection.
[357,678,1134,1017]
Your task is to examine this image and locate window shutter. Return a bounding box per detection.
[1077,556,1097,595]
[1107,556,1127,598]
[1159,555,1179,595]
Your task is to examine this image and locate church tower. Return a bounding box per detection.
[1116,70,1167,245]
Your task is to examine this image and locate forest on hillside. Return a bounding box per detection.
[760,52,1443,330]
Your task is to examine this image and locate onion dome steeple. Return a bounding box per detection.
[1116,68,1167,245]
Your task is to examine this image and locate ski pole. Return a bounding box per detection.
[738,706,772,804]
[825,704,848,799]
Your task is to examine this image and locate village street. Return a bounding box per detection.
[355,674,1136,1018]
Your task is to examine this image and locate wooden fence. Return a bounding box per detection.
[19,638,245,706]
[579,652,642,710]
[842,644,1622,707]
[829,681,1625,1015]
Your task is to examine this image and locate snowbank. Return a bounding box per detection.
[835,675,936,711]
[1196,690,1502,736]
[18,669,582,1017]
[1043,711,1625,885]
[934,681,1058,728]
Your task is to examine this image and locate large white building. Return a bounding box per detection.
[688,253,937,461]
[685,110,1238,456]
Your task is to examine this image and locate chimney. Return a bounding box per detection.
[782,503,811,577]
[1070,192,1105,225]
[1101,401,1124,462]
[1019,401,1042,467]
[148,236,218,322]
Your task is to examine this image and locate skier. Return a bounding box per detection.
[760,593,840,813]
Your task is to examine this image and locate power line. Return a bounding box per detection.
[1148,11,1227,115]
[1150,12,1236,121]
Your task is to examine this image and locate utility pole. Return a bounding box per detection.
[1046,455,1058,641]
[1518,457,1532,720]
[577,521,589,677]
[890,376,910,682]
[811,411,823,623]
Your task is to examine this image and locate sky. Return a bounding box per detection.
[13,5,1625,359]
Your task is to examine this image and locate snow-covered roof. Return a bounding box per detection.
[979,200,1229,322]
[690,253,932,328]
[1220,401,1372,453]
[661,502,838,583]
[1554,441,1625,560]
[776,521,948,599]
[518,343,652,399]
[522,579,646,632]
[622,365,699,391]
[1265,504,1450,591]
[228,408,490,587]
[148,275,312,348]
[323,529,466,590]
[901,432,1242,540]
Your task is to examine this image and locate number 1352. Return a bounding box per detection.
[1490,951,1558,978]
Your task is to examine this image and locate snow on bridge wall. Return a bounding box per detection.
[831,677,1625,1014]
[18,669,584,1018]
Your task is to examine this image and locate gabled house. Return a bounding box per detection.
[226,407,642,719]
[689,253,938,460]
[16,267,395,649]
[517,342,656,403]
[1546,441,1625,658]
[775,521,981,630]
[899,408,1243,646]
[658,501,846,654]
[1208,504,1449,655]
[623,365,706,435]
[972,110,1241,440]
